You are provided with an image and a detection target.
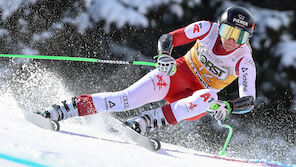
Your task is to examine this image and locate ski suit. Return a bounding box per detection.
[74,21,256,125]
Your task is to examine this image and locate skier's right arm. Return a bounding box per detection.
[157,21,213,76]
[157,21,213,55]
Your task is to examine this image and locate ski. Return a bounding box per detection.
[22,110,160,151]
[23,110,60,131]
[105,116,161,152]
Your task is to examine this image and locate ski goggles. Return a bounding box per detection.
[219,23,251,44]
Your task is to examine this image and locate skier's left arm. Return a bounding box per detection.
[230,56,256,114]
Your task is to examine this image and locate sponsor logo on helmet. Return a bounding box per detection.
[238,14,245,20]
[232,14,248,27]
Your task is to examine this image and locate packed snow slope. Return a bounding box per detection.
[0,91,292,167]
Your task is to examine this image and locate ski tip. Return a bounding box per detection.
[50,120,60,131]
[149,138,161,151]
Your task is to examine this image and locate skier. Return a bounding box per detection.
[37,6,256,136]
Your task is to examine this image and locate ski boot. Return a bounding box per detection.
[125,108,168,136]
[36,97,79,121]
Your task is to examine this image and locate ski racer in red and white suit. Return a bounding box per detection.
[158,20,256,121]
[38,6,256,136]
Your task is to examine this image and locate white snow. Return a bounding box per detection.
[0,28,9,37]
[63,13,92,34]
[274,41,296,68]
[169,4,184,18]
[88,0,148,29]
[1,0,295,62]
[0,1,295,166]
[85,0,201,30]
[32,31,54,42]
[0,91,262,167]
[0,0,23,20]
[250,8,293,50]
[0,0,36,20]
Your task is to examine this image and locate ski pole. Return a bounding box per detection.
[218,120,233,156]
[0,54,157,67]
